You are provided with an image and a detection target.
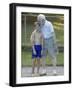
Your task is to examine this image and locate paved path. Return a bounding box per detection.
[21,66,64,77]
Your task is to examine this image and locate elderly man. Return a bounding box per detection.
[37,14,58,75]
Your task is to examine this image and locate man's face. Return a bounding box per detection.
[38,18,45,27]
[37,14,46,27]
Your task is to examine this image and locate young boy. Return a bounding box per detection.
[30,22,43,76]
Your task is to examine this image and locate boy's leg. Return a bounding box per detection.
[32,59,36,74]
[40,50,47,75]
[41,45,47,75]
[32,45,36,75]
[42,57,46,72]
[37,58,40,74]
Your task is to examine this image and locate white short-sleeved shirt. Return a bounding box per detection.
[41,20,54,39]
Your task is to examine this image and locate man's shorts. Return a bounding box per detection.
[42,37,58,59]
[32,45,42,59]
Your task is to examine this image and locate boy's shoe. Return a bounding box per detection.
[35,73,40,77]
[32,73,36,77]
[53,70,57,76]
[32,73,40,77]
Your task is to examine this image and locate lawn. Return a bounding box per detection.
[21,50,64,66]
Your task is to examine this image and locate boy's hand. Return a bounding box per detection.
[32,46,36,55]
[33,49,36,55]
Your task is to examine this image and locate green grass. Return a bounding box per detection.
[21,51,64,66]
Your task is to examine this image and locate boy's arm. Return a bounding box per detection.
[41,34,44,55]
[30,32,36,54]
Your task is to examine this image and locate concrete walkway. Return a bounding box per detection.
[21,66,64,77]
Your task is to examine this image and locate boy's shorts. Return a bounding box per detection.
[32,45,42,59]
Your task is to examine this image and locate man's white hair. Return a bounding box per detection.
[37,14,46,21]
